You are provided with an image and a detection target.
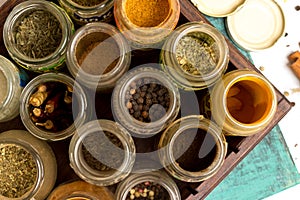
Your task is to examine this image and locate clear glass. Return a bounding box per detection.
[3,0,74,73]
[115,170,181,200]
[158,115,227,182]
[0,56,26,122]
[160,21,229,90]
[111,66,180,137]
[59,0,114,25]
[0,130,57,200]
[114,0,180,48]
[19,73,88,141]
[47,180,114,200]
[210,69,278,136]
[66,22,131,92]
[69,119,136,186]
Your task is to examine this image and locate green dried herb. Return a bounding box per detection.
[0,144,37,198]
[15,10,62,59]
[71,0,104,7]
[175,32,219,75]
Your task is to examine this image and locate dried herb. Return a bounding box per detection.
[15,10,62,59]
[0,144,37,198]
[125,78,171,123]
[176,32,219,75]
[71,0,105,7]
[126,181,170,200]
[29,81,75,132]
[82,131,124,171]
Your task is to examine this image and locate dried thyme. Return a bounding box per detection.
[15,10,62,59]
[0,144,37,198]
[71,0,105,7]
[175,32,219,75]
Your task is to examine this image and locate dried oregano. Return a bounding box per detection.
[14,10,62,59]
[0,144,37,198]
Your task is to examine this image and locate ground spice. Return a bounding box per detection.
[76,32,120,75]
[176,31,219,75]
[0,144,37,198]
[0,69,7,104]
[125,0,170,27]
[126,181,170,200]
[82,131,124,171]
[71,0,104,7]
[15,10,62,59]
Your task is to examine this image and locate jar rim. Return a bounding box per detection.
[63,0,113,10]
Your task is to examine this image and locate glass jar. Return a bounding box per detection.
[3,0,74,73]
[66,22,131,92]
[115,170,181,200]
[160,21,229,90]
[58,0,114,25]
[19,73,88,141]
[0,130,57,200]
[47,180,114,200]
[114,0,180,49]
[210,69,277,136]
[111,65,180,137]
[158,115,227,182]
[69,119,136,186]
[0,55,28,122]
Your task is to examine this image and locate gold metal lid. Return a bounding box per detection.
[190,0,247,17]
[226,0,285,51]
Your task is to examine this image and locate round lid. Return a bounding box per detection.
[190,0,247,17]
[226,0,285,51]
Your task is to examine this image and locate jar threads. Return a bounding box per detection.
[158,115,227,182]
[160,21,229,90]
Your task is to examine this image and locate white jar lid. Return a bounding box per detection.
[226,0,285,51]
[190,0,247,17]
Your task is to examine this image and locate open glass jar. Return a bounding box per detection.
[3,0,74,73]
[0,55,27,122]
[19,73,88,141]
[0,130,57,200]
[58,0,114,25]
[158,115,227,182]
[47,180,114,200]
[210,69,277,136]
[114,0,180,48]
[66,22,131,92]
[115,170,181,200]
[69,119,136,186]
[160,21,229,90]
[112,66,180,137]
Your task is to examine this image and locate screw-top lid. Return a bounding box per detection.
[226,0,285,51]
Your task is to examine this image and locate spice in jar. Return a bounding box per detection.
[126,181,170,200]
[28,81,74,132]
[0,69,7,104]
[71,0,104,7]
[0,144,37,198]
[14,10,62,59]
[125,78,171,123]
[76,32,120,75]
[173,128,217,172]
[175,32,219,75]
[125,0,170,27]
[82,131,124,171]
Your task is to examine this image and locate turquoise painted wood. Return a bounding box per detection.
[204,16,300,199]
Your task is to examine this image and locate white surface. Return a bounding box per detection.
[226,0,285,51]
[263,183,300,199]
[249,0,300,172]
[190,0,246,17]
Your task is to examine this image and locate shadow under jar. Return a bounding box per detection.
[66,22,131,92]
[114,0,180,49]
[112,66,180,137]
[160,21,229,90]
[19,73,88,141]
[69,119,136,186]
[158,115,227,182]
[115,170,181,200]
[0,130,57,200]
[3,0,74,73]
